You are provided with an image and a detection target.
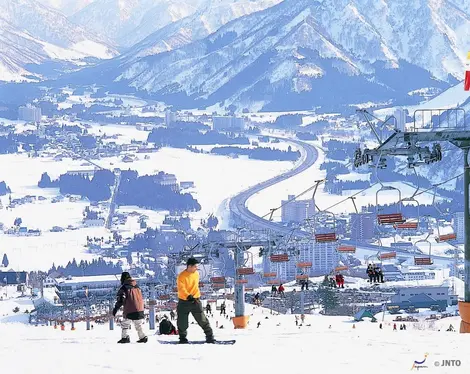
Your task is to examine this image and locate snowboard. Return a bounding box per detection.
[158,339,236,345]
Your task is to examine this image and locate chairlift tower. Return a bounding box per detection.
[353,108,470,333]
[211,233,276,329]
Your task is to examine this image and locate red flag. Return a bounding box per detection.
[465,52,470,91]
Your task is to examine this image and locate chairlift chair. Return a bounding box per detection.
[270,253,289,262]
[368,239,396,265]
[375,156,405,225]
[431,187,457,242]
[236,251,255,275]
[338,245,356,253]
[379,252,397,260]
[312,210,338,243]
[396,167,421,231]
[263,272,277,278]
[413,233,434,265]
[296,260,311,283]
[434,219,457,242]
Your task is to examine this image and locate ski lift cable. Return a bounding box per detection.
[254,158,467,232]
[260,180,325,220]
[260,161,353,220]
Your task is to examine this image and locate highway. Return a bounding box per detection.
[229,137,318,234]
[228,138,456,265]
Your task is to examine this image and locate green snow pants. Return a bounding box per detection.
[177,299,213,339]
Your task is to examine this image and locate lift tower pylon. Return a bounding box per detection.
[354,108,470,333]
[212,235,276,329]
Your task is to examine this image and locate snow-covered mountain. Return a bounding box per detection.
[85,0,470,111]
[35,0,97,16]
[71,0,206,47]
[0,18,47,81]
[120,0,283,58]
[1,0,116,57]
[0,0,118,81]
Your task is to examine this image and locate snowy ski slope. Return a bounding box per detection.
[0,287,467,374]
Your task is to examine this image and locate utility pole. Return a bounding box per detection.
[354,108,470,332]
[149,285,156,330]
[109,299,114,331]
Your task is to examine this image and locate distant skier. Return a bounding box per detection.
[220,301,226,315]
[159,316,178,335]
[206,303,212,314]
[254,293,261,306]
[278,284,285,297]
[295,315,299,326]
[393,323,397,331]
[377,268,384,283]
[170,310,175,320]
[339,274,345,288]
[367,264,374,283]
[373,265,380,282]
[176,258,215,344]
[271,285,278,296]
[330,276,336,288]
[112,272,148,344]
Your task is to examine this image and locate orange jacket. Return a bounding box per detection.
[177,270,201,300]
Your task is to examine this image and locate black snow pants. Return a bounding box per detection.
[177,299,213,339]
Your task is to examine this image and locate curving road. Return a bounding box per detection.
[229,137,318,234]
[228,138,456,265]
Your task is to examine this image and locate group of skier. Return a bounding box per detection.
[367,264,385,283]
[271,284,285,297]
[323,274,345,288]
[294,314,306,326]
[112,258,216,344]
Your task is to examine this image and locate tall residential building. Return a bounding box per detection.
[281,195,315,223]
[393,108,407,131]
[165,110,176,126]
[350,213,375,241]
[213,116,245,131]
[18,105,41,122]
[453,212,464,243]
[262,241,338,279]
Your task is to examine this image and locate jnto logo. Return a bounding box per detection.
[411,353,429,370]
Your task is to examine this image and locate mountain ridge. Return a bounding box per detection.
[90,0,459,110]
[0,0,118,81]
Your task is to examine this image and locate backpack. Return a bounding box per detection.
[159,319,176,335]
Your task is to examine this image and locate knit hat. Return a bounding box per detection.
[120,271,132,284]
[186,258,199,266]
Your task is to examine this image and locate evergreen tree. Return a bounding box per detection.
[38,172,53,188]
[1,253,9,268]
[317,284,340,315]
